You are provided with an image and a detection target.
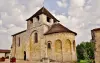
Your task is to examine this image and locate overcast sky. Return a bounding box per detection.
[0,0,100,49]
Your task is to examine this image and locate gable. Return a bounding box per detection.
[26,7,60,22]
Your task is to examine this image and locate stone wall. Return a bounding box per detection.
[45,32,77,63]
[92,30,100,63]
[0,53,5,58]
[11,13,77,63]
[11,31,26,60]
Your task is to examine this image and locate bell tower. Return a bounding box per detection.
[26,7,59,33]
[26,7,60,63]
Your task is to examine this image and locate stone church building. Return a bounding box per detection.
[91,28,100,63]
[11,7,77,63]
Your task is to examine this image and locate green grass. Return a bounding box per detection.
[78,60,92,63]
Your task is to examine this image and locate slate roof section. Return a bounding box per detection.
[26,7,60,22]
[44,23,77,35]
[0,49,10,53]
[12,30,26,36]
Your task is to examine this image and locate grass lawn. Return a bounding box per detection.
[78,60,92,63]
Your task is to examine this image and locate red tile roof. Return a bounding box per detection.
[0,49,10,53]
[44,23,77,35]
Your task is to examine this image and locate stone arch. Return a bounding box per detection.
[55,39,63,61]
[64,39,71,52]
[55,39,62,53]
[30,30,37,37]
[29,30,40,59]
[30,30,38,43]
[47,41,52,49]
[47,41,52,59]
[29,30,38,51]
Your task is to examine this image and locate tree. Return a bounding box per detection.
[76,42,95,63]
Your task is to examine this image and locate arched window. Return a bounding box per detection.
[34,33,38,43]
[55,40,63,61]
[55,40,62,53]
[73,40,75,51]
[65,39,71,52]
[48,42,51,49]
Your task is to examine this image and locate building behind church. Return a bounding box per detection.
[0,49,10,58]
[91,28,100,63]
[11,7,77,63]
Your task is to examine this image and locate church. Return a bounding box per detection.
[11,7,77,63]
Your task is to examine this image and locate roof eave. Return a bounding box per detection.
[12,30,26,36]
[44,31,77,36]
[91,28,100,31]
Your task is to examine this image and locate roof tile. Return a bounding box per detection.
[44,23,77,35]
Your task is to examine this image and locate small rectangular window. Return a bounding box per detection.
[34,33,38,43]
[19,37,20,46]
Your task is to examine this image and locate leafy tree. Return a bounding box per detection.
[76,42,95,63]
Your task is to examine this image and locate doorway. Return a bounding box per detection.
[24,51,26,60]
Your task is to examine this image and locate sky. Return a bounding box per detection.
[0,0,100,49]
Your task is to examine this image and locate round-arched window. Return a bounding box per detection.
[48,42,51,49]
[65,39,71,52]
[34,32,38,43]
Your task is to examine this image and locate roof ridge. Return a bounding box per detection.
[26,7,59,22]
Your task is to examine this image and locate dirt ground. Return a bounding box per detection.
[0,59,30,63]
[0,59,10,63]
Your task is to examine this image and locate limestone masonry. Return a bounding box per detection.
[91,28,100,63]
[11,7,77,63]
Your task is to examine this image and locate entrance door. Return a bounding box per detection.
[24,51,26,60]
